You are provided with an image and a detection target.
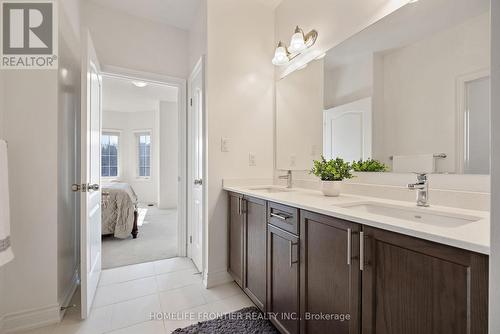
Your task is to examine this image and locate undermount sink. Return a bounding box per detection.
[337,202,481,227]
[248,186,294,193]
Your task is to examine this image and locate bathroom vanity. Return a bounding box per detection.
[225,186,489,334]
[224,0,491,332]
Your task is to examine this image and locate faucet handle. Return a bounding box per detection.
[413,172,428,182]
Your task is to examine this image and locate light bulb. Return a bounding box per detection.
[289,32,306,54]
[272,42,290,66]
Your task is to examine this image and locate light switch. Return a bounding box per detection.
[221,137,230,152]
[249,153,256,166]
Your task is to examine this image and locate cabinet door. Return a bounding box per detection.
[267,225,300,334]
[243,196,267,311]
[300,211,361,334]
[228,193,244,287]
[362,226,488,334]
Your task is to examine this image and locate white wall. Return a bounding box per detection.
[0,1,82,330]
[324,56,373,109]
[188,0,207,72]
[84,1,189,79]
[205,0,275,286]
[276,59,323,170]
[490,0,500,332]
[0,55,5,326]
[378,13,490,173]
[159,102,179,209]
[102,110,159,204]
[2,70,60,327]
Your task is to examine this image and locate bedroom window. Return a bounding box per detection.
[136,132,151,178]
[101,133,119,177]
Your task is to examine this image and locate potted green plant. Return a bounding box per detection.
[351,158,388,172]
[311,156,353,196]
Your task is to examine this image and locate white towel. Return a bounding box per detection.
[0,139,14,266]
[392,154,435,173]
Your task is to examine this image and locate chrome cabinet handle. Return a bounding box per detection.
[360,231,364,271]
[347,228,352,266]
[237,198,246,215]
[289,240,298,267]
[270,212,288,221]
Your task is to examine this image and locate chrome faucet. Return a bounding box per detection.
[279,170,293,188]
[407,173,429,207]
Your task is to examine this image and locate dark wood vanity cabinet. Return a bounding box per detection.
[300,211,361,334]
[267,224,300,334]
[228,192,244,287]
[228,193,267,310]
[243,196,267,311]
[228,192,489,334]
[361,226,488,334]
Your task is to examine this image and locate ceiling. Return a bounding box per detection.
[102,76,178,113]
[324,0,490,69]
[88,0,202,30]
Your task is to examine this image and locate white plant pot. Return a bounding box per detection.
[321,181,342,197]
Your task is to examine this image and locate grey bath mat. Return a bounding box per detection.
[172,307,279,334]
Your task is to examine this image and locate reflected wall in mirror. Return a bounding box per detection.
[275,0,491,174]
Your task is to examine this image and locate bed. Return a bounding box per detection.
[101,182,139,239]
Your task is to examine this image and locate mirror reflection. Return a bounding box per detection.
[275,0,490,174]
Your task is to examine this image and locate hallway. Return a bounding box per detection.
[19,258,253,334]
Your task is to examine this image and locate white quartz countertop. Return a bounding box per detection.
[223,184,490,255]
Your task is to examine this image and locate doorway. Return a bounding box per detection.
[99,72,183,268]
[456,70,491,174]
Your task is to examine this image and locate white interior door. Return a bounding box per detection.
[187,59,204,272]
[323,97,372,161]
[80,31,102,319]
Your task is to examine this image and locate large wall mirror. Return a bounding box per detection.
[275,0,490,174]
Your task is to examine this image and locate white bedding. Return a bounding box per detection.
[101,183,138,238]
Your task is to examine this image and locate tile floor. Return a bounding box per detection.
[18,257,254,334]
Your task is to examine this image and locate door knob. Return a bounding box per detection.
[88,183,100,192]
[194,179,203,185]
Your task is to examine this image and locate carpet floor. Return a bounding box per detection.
[102,205,178,269]
[172,307,279,334]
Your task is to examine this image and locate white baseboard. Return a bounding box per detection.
[1,304,60,333]
[203,268,233,288]
[1,269,79,333]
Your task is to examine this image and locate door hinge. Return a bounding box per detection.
[190,98,193,107]
[190,235,193,244]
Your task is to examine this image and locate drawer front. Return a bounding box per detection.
[268,202,299,235]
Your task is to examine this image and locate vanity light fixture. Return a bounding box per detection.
[272,26,318,66]
[289,26,318,54]
[132,81,148,88]
[272,41,291,66]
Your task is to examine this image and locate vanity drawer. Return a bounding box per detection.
[268,202,299,235]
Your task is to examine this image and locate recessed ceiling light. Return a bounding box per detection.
[132,81,148,88]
